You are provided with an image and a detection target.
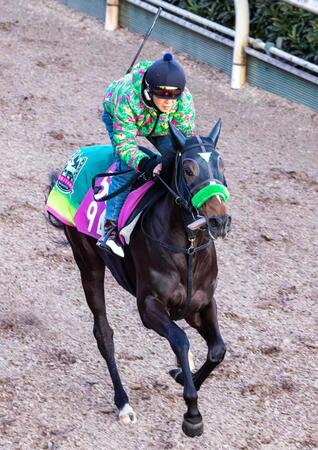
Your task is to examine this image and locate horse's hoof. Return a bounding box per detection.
[168,368,183,385]
[182,416,203,438]
[118,403,137,424]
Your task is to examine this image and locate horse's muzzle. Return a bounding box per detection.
[208,214,231,239]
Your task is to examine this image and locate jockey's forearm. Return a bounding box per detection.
[114,141,148,170]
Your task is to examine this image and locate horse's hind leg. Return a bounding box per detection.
[64,227,136,424]
[139,295,203,437]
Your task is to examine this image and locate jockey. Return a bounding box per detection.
[97,52,196,257]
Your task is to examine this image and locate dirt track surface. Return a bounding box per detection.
[0,1,317,449]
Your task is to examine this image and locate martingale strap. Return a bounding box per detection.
[140,209,211,321]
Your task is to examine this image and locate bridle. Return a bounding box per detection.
[140,136,229,321]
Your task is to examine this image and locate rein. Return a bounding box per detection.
[156,173,192,211]
[92,168,138,202]
[140,159,213,321]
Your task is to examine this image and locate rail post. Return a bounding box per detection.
[105,0,120,31]
[231,0,250,89]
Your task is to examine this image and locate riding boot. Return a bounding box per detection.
[96,219,124,258]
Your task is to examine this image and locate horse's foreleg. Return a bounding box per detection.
[171,298,226,391]
[139,295,203,437]
[65,228,135,424]
[188,298,226,391]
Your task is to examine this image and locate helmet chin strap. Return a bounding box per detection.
[142,88,162,113]
[144,89,151,101]
[143,90,160,111]
[143,77,151,97]
[142,76,156,108]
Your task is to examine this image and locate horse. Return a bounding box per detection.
[47,120,231,437]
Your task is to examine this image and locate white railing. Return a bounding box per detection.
[231,0,318,87]
[104,0,318,88]
[283,0,318,14]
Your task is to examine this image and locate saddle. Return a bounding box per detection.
[46,144,165,242]
[118,180,165,245]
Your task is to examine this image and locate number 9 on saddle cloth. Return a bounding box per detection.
[45,143,169,244]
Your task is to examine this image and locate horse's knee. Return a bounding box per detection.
[208,342,226,364]
[139,299,189,353]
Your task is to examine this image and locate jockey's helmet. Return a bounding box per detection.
[144,53,186,100]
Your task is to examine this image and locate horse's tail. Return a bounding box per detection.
[45,169,64,229]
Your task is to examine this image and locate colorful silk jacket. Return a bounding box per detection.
[103,61,195,170]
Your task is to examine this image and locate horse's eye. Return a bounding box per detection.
[218,157,225,171]
[185,168,194,177]
[183,159,199,178]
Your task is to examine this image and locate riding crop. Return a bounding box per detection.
[126,6,162,74]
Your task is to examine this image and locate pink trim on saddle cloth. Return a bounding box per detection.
[45,205,75,227]
[118,180,155,245]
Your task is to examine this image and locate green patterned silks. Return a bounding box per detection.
[103,61,195,170]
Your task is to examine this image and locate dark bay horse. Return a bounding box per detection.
[48,120,231,437]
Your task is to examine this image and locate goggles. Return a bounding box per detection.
[151,86,183,99]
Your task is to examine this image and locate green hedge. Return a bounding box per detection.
[170,0,318,65]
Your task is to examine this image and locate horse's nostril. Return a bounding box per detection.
[209,218,218,228]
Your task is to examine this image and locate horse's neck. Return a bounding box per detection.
[150,192,189,246]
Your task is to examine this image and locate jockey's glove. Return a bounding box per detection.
[138,155,162,178]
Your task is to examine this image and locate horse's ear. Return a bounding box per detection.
[208,118,222,147]
[169,123,186,150]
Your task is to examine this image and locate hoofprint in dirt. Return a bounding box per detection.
[0,0,317,449]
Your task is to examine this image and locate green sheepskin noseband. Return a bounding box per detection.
[191,183,230,208]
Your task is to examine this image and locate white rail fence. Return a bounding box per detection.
[104,0,318,89]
